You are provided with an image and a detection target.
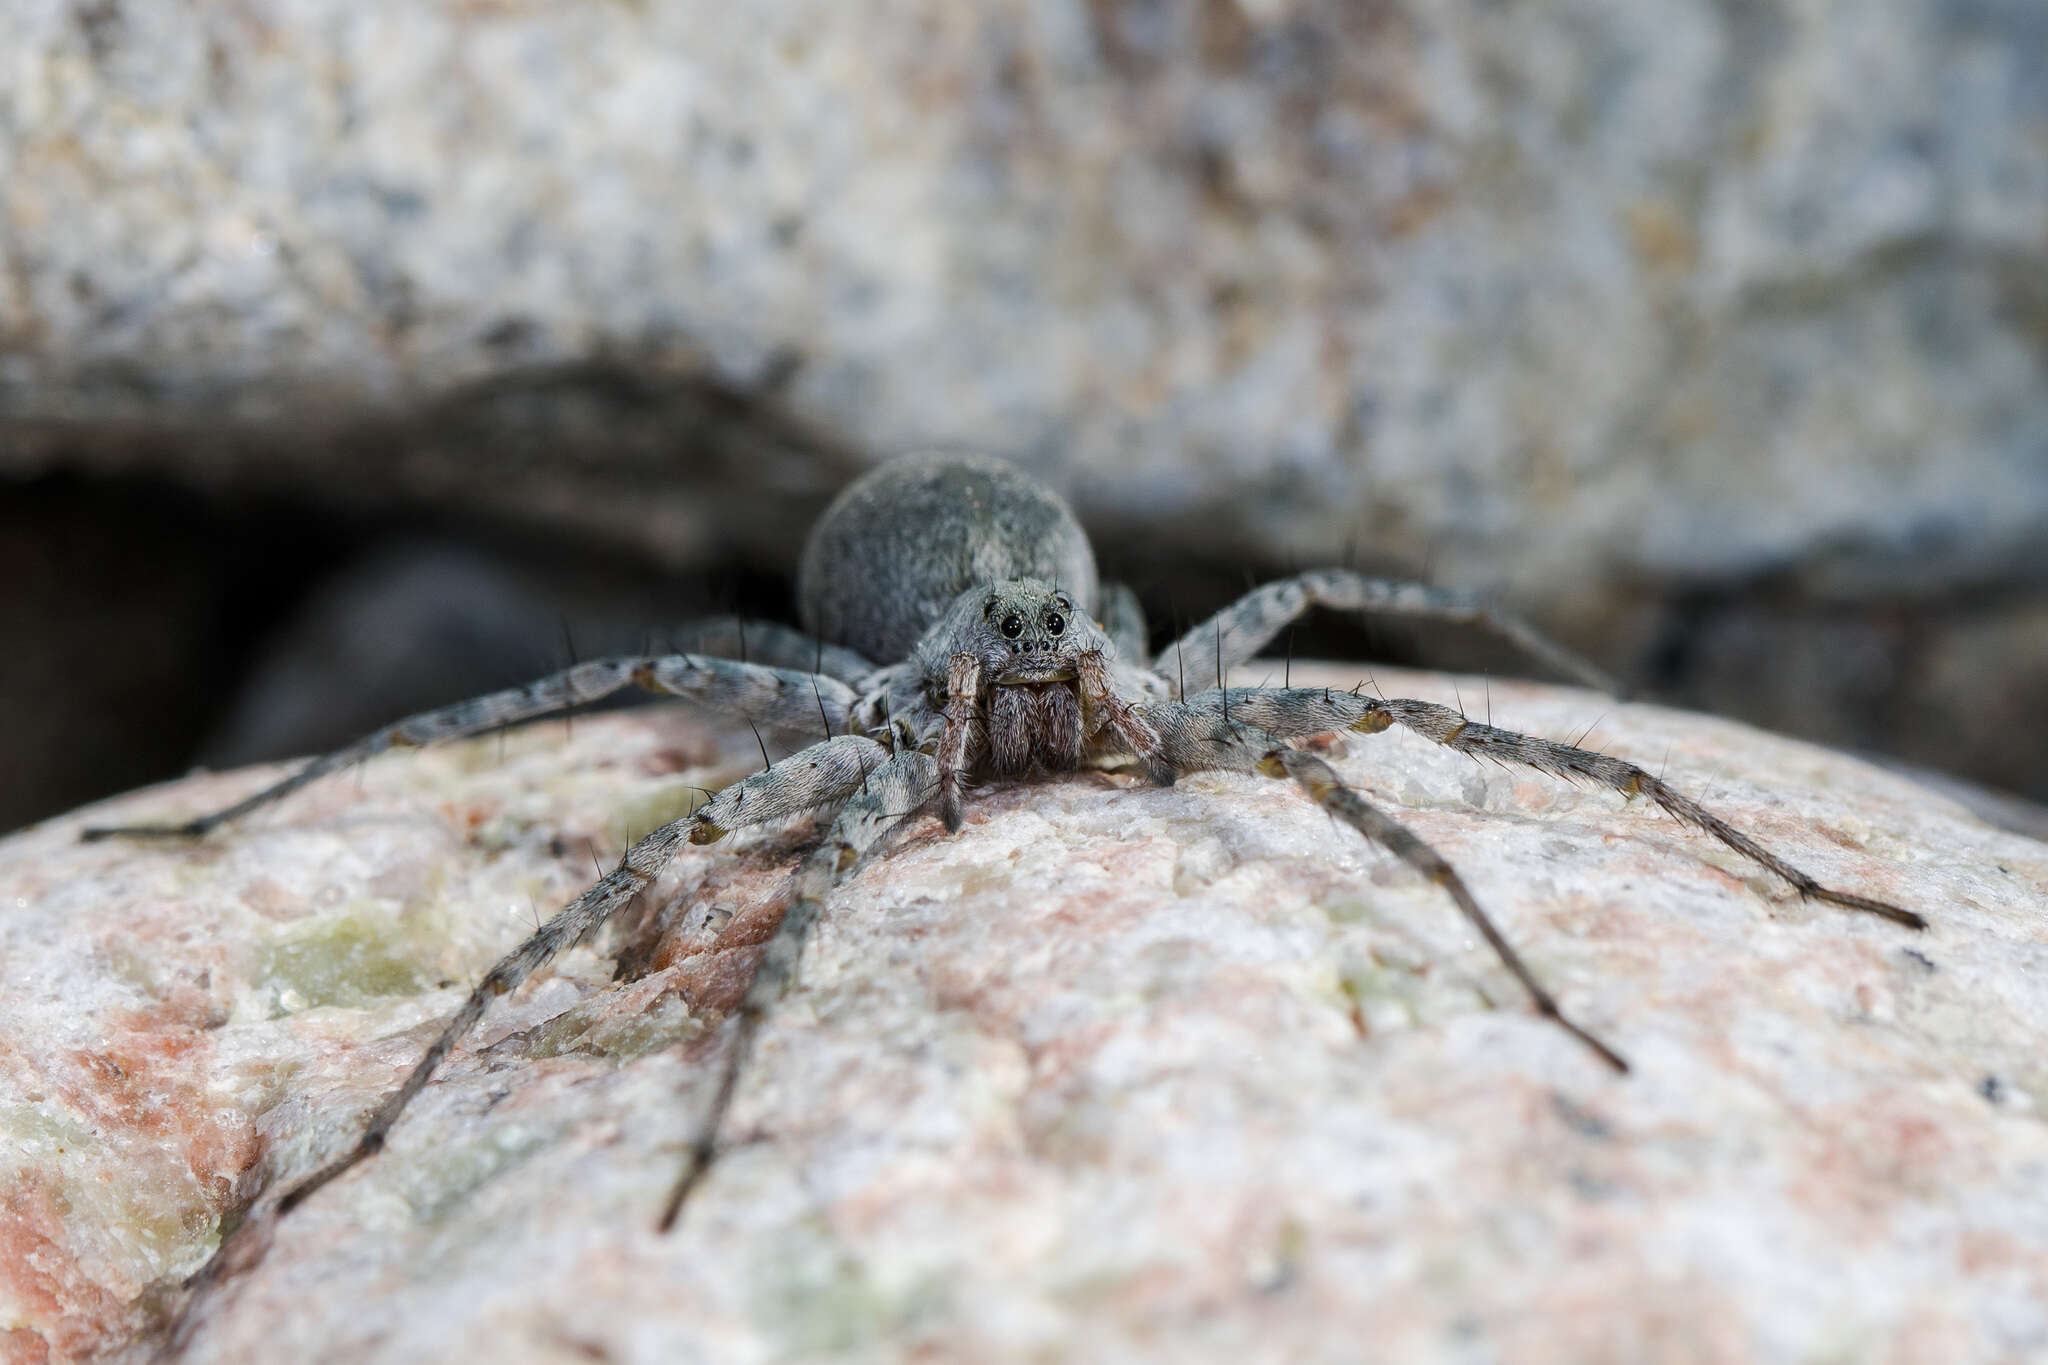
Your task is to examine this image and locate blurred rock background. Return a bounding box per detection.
[1,0,2044,833]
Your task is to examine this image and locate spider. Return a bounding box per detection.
[84,451,1924,1236]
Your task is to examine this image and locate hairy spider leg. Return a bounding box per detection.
[660,749,940,1229]
[668,617,878,686]
[1075,650,1173,785]
[1268,747,1631,1072]
[1169,687,1923,930]
[1140,698,1626,1071]
[936,652,983,832]
[1368,697,1925,930]
[81,655,862,840]
[274,733,893,1216]
[1161,569,1619,698]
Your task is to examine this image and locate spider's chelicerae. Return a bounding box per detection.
[86,452,1924,1232]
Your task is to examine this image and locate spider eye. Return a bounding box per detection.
[1001,614,1023,639]
[1054,594,1072,612]
[1044,612,1065,635]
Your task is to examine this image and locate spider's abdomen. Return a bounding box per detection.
[797,454,1098,664]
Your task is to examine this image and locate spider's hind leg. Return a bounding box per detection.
[660,747,940,1229]
[1161,569,1618,696]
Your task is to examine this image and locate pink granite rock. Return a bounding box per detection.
[3,666,2044,1364]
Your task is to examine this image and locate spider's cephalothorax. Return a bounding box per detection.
[83,450,1925,1244]
[935,579,1100,775]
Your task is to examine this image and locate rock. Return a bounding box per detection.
[3,0,2042,603]
[4,665,2046,1363]
[6,0,2048,813]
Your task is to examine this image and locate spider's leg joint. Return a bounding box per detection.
[1348,704,1393,734]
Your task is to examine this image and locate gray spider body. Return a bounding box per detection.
[83,452,1924,1249]
[798,453,1100,663]
[794,455,1168,825]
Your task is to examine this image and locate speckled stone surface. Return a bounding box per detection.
[8,0,2048,812]
[3,0,2043,601]
[4,665,2045,1364]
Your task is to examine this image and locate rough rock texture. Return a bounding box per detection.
[5,0,2048,813]
[4,665,2046,1364]
[4,0,2044,596]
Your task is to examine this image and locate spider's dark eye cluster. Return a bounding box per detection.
[1001,614,1023,639]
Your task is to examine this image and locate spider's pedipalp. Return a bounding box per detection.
[1078,649,1172,784]
[1163,569,1618,697]
[661,748,940,1229]
[1138,697,1627,1072]
[937,652,983,831]
[1374,697,1926,930]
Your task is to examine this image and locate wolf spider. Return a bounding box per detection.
[85,452,1924,1233]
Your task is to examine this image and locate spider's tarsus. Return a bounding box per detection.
[1810,886,1927,931]
[1547,1011,1631,1074]
[656,1142,715,1233]
[80,821,205,842]
[276,1142,369,1215]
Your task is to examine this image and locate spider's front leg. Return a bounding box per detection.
[1142,697,1629,1073]
[1169,686,1922,931]
[1369,697,1926,931]
[1162,569,1618,696]
[274,733,890,1216]
[81,653,861,841]
[666,616,878,685]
